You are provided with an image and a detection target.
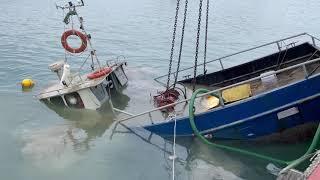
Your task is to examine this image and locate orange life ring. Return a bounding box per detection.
[61,30,87,53]
[87,67,112,79]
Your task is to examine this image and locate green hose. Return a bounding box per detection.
[188,88,320,166]
[305,119,320,155]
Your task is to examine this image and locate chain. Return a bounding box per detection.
[166,0,181,90]
[203,0,209,75]
[193,0,204,92]
[173,0,188,88]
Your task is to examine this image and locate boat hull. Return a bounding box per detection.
[144,75,320,140]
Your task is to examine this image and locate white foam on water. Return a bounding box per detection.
[19,125,87,170]
[124,66,164,96]
[189,159,244,180]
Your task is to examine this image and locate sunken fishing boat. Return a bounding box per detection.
[37,1,128,110]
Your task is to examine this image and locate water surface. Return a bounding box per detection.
[0,0,320,179]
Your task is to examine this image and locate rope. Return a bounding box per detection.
[173,0,188,88]
[71,10,74,30]
[192,0,204,92]
[170,114,177,180]
[78,54,91,71]
[166,0,181,90]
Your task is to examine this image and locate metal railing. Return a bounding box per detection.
[116,56,320,125]
[154,33,320,86]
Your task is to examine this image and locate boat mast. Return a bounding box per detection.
[56,0,102,70]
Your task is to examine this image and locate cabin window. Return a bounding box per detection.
[90,84,106,102]
[114,67,128,86]
[49,96,65,106]
[64,92,84,108]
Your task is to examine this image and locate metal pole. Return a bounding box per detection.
[276,41,282,52]
[219,59,224,70]
[148,112,154,124]
[217,91,225,107]
[302,64,309,78]
[312,37,316,46]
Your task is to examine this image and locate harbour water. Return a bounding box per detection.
[0,0,320,179]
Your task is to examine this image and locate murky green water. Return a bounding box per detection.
[1,0,320,179]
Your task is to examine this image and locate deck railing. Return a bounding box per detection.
[115,56,320,125]
[154,33,320,86]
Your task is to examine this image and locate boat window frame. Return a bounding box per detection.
[64,92,84,108]
[90,84,107,102]
[49,95,66,106]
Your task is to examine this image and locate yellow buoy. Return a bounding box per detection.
[21,79,35,89]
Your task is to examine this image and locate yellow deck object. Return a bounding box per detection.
[222,84,252,103]
[202,95,220,109]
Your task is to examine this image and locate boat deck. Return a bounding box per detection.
[37,64,124,99]
[237,61,320,96]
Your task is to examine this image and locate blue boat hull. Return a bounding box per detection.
[144,75,320,140]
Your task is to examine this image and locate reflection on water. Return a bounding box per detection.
[21,124,85,169]
[110,123,266,179]
[20,91,130,168]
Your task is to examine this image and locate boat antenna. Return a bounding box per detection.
[56,0,84,10]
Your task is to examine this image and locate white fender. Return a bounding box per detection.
[60,63,71,86]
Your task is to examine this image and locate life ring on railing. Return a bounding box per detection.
[61,30,87,53]
[87,67,112,79]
